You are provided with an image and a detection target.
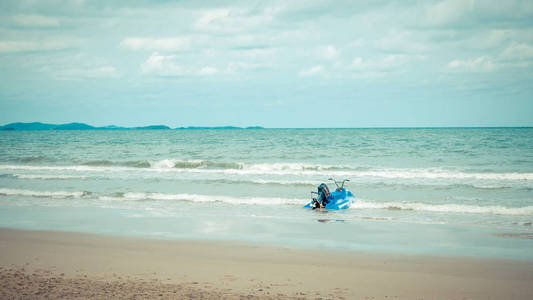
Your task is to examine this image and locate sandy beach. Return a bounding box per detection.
[0,228,531,299]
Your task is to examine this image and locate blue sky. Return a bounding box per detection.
[0,0,532,127]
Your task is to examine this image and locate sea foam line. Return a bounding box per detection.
[14,174,88,180]
[2,188,532,216]
[1,163,532,181]
[5,172,519,190]
[353,200,533,216]
[0,188,89,199]
[99,192,307,206]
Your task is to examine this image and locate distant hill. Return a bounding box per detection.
[0,122,57,130]
[175,126,264,130]
[98,125,128,130]
[0,122,263,131]
[53,123,96,130]
[134,125,171,130]
[0,122,156,130]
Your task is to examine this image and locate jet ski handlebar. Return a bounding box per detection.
[328,178,350,189]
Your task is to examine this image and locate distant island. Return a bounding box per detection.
[0,122,264,131]
[175,126,264,130]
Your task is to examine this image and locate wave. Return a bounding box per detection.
[353,200,533,216]
[0,165,127,172]
[0,188,304,205]
[81,159,245,170]
[196,181,516,190]
[141,160,343,171]
[1,163,532,181]
[213,178,320,186]
[41,159,347,172]
[348,170,533,181]
[471,185,511,190]
[5,173,518,191]
[0,188,90,199]
[13,174,88,180]
[83,160,151,168]
[2,187,532,215]
[99,192,306,206]
[16,156,50,163]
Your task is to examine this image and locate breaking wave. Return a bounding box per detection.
[353,200,533,216]
[0,188,90,199]
[13,174,88,180]
[81,159,245,170]
[98,192,306,206]
[1,188,532,216]
[1,162,532,181]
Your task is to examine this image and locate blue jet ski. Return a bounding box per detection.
[304,178,355,210]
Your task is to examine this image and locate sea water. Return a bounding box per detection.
[0,128,532,259]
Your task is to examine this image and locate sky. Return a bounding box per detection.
[0,0,532,128]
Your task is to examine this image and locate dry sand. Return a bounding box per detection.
[1,228,532,299]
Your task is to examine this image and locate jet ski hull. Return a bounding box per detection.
[304,189,355,209]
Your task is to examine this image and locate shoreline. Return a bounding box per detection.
[1,228,532,299]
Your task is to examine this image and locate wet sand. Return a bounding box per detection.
[1,228,532,299]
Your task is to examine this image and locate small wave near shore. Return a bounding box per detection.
[1,161,532,181]
[2,188,533,217]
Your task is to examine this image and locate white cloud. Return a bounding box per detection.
[86,66,118,78]
[351,57,364,68]
[121,37,189,52]
[194,8,275,33]
[322,45,339,60]
[140,53,224,77]
[30,52,120,81]
[345,55,420,79]
[351,55,410,71]
[464,30,509,50]
[447,56,496,72]
[195,9,231,31]
[424,0,475,26]
[233,47,277,59]
[500,43,533,61]
[375,31,428,53]
[198,66,218,76]
[12,14,60,28]
[264,99,284,107]
[54,66,119,81]
[141,52,183,76]
[227,61,270,73]
[203,49,216,57]
[299,65,323,76]
[0,40,74,53]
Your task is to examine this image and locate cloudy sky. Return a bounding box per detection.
[0,0,532,127]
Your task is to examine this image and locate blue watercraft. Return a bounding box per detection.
[304,178,355,210]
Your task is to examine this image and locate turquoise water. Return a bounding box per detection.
[0,129,532,259]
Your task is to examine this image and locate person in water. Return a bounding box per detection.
[313,183,331,208]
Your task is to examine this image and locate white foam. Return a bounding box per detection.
[248,179,320,186]
[99,192,306,206]
[0,164,130,172]
[352,169,533,181]
[353,200,533,216]
[14,174,87,180]
[147,160,332,171]
[245,162,335,171]
[2,187,532,216]
[0,188,88,199]
[471,185,510,190]
[149,159,180,169]
[142,167,532,181]
[1,164,532,181]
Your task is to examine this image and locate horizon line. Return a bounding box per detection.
[1,122,533,130]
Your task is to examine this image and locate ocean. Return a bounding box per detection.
[0,128,532,259]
